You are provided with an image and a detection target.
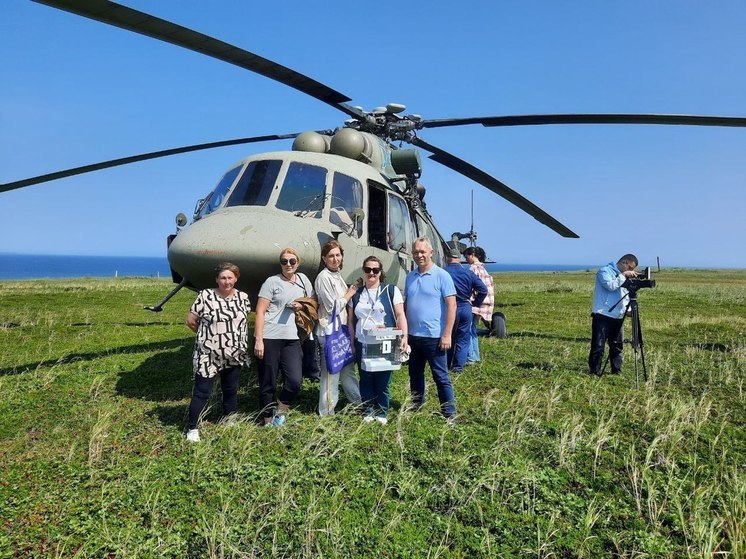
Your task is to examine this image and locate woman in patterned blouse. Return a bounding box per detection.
[185,262,251,442]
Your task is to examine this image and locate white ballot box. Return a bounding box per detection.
[361,327,403,372]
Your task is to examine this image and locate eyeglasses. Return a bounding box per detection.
[280,258,297,266]
[363,266,381,274]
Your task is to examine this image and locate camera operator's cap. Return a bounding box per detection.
[448,248,461,259]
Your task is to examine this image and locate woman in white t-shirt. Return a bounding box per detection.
[348,255,408,424]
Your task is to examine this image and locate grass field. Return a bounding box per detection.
[1,270,744,558]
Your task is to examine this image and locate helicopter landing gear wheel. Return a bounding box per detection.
[490,311,507,338]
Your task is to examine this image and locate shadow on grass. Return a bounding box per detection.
[511,331,588,344]
[0,338,191,377]
[69,321,180,327]
[115,342,194,402]
[124,349,324,427]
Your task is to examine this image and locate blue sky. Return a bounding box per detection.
[2,0,745,267]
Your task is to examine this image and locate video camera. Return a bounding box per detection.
[623,266,656,292]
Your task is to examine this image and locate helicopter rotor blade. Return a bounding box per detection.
[411,136,579,238]
[33,0,364,119]
[421,113,746,129]
[0,132,313,193]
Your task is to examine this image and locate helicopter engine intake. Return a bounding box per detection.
[329,128,372,162]
[292,131,330,153]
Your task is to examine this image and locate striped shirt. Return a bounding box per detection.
[469,262,495,322]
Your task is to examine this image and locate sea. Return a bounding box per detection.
[0,254,172,280]
[0,254,594,281]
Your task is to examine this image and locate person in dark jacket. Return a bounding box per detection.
[444,249,487,373]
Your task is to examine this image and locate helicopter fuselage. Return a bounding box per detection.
[167,145,446,300]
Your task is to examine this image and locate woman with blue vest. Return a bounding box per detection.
[348,255,408,424]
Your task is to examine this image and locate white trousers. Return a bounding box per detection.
[318,335,361,415]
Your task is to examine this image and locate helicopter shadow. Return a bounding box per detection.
[126,346,325,428]
[0,338,189,377]
[69,321,179,327]
[114,341,261,428]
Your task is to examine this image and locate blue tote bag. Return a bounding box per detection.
[324,302,355,374]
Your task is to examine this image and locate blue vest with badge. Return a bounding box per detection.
[351,283,396,329]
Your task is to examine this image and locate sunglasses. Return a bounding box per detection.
[280,258,297,266]
[363,266,381,274]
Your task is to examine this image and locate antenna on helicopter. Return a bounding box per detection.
[449,190,478,255]
[469,190,477,247]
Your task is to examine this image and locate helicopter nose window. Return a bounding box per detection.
[225,159,281,208]
[195,165,242,219]
[276,162,327,218]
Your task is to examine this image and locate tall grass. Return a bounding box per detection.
[0,271,744,557]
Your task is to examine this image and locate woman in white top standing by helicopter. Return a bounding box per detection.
[315,240,362,415]
[348,255,408,424]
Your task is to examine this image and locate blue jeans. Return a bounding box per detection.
[355,340,392,417]
[359,369,393,417]
[407,335,456,418]
[467,314,481,363]
[447,304,473,372]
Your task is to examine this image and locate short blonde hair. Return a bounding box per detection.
[279,247,301,266]
[412,237,432,251]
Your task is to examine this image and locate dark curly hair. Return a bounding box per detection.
[362,255,386,282]
[463,246,486,263]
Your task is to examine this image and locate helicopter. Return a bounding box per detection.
[3,0,746,315]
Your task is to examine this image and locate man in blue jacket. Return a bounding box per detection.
[444,249,488,373]
[589,254,639,376]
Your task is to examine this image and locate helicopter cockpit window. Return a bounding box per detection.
[196,165,242,219]
[225,159,281,208]
[329,172,363,238]
[387,193,413,252]
[276,162,327,218]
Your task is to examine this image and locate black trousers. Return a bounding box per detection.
[257,338,303,418]
[189,365,241,429]
[588,313,624,374]
[302,336,320,381]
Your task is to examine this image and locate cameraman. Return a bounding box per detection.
[588,254,638,376]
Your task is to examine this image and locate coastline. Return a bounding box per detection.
[0,253,742,281]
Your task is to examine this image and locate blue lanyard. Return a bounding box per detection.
[364,286,380,307]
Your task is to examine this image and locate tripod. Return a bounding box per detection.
[604,289,648,388]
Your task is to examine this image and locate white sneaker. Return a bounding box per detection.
[374,416,388,425]
[186,429,201,442]
[363,414,376,423]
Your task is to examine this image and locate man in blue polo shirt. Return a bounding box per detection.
[405,237,457,421]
